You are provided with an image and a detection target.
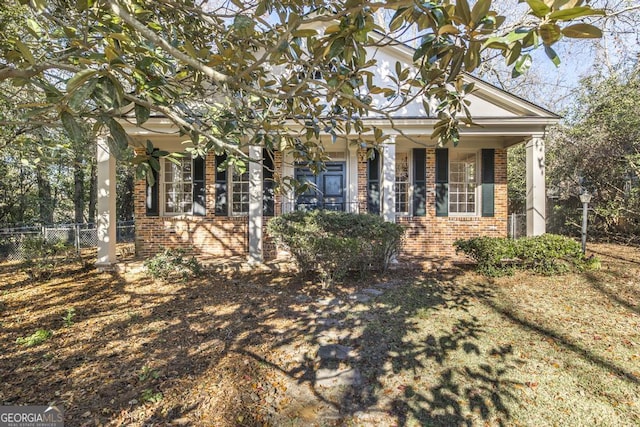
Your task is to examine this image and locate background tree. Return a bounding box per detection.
[0,0,605,169]
[546,63,640,240]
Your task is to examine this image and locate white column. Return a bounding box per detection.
[347,143,358,213]
[96,137,117,269]
[381,136,396,222]
[248,145,263,263]
[526,135,546,236]
[282,151,295,213]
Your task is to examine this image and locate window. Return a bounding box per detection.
[163,157,193,215]
[449,151,477,215]
[231,167,250,215]
[214,151,274,216]
[395,152,410,215]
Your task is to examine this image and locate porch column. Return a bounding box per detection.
[526,135,546,236]
[381,136,396,222]
[96,137,117,269]
[248,145,264,263]
[282,151,295,213]
[347,142,358,213]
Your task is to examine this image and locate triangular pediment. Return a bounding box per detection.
[363,33,559,120]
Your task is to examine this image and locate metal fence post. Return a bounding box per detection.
[75,224,81,254]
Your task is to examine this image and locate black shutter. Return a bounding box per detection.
[263,149,275,216]
[215,154,228,216]
[481,149,495,217]
[367,150,381,215]
[435,148,449,217]
[193,156,206,216]
[146,168,159,216]
[412,148,427,216]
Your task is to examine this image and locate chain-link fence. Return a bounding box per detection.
[0,221,135,262]
[507,213,527,239]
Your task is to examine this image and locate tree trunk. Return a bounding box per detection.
[36,164,54,224]
[117,164,135,220]
[73,152,85,224]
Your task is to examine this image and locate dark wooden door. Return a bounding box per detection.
[295,162,346,211]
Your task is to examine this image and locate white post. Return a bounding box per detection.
[526,135,546,236]
[248,145,263,264]
[282,151,295,213]
[347,143,359,213]
[381,136,396,222]
[96,137,117,269]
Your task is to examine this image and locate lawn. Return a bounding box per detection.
[0,243,638,426]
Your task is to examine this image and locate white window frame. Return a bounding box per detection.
[395,151,412,216]
[230,165,250,216]
[448,150,479,217]
[161,157,194,216]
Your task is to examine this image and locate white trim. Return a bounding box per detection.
[248,145,263,263]
[161,157,194,216]
[96,137,117,268]
[448,149,480,217]
[394,150,411,217]
[382,138,396,222]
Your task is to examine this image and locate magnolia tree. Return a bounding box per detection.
[0,0,604,180]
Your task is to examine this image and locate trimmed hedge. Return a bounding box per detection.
[454,234,598,277]
[267,211,404,285]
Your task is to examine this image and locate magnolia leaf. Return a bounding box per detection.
[561,23,603,39]
[61,111,86,142]
[26,19,43,38]
[14,40,36,65]
[525,0,551,18]
[135,103,150,126]
[549,6,604,21]
[292,29,317,37]
[68,78,98,111]
[67,69,98,93]
[539,23,562,45]
[506,42,522,66]
[107,118,129,151]
[544,45,561,67]
[455,0,471,26]
[512,53,532,77]
[470,0,492,26]
[438,24,460,35]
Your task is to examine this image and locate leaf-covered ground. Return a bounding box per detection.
[0,243,638,426]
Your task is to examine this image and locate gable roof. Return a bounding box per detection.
[365,32,560,120]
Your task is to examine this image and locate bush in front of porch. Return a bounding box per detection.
[267,211,404,285]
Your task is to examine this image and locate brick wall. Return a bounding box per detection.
[397,148,508,261]
[134,148,508,262]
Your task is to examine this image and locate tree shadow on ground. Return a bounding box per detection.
[7,255,637,426]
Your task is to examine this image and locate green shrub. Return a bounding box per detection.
[267,211,404,285]
[454,234,596,277]
[144,248,203,281]
[16,329,52,347]
[20,236,76,280]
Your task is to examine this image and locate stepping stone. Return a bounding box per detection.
[317,344,352,361]
[316,367,362,388]
[374,282,398,290]
[348,293,371,303]
[316,318,342,328]
[317,297,343,307]
[362,288,384,296]
[317,329,350,345]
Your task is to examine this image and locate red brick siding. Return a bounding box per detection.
[397,148,507,260]
[134,148,508,262]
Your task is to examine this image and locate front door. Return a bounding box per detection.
[295,162,346,211]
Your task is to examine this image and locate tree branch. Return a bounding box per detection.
[105,0,230,85]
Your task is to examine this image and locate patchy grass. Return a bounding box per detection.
[0,243,638,426]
